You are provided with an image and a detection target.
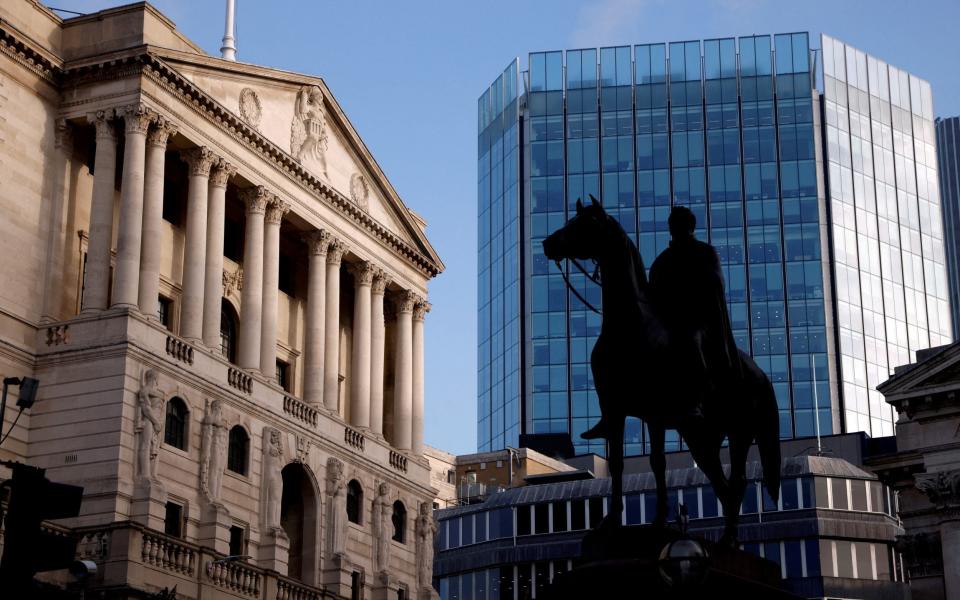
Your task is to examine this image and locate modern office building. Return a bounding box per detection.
[935,116,960,341]
[477,34,953,457]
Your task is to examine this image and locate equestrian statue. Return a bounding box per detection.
[542,196,781,544]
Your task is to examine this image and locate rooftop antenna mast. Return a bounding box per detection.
[220,0,237,61]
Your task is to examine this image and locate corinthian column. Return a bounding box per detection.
[179,147,217,342]
[412,298,429,456]
[369,269,391,436]
[238,186,270,369]
[350,261,375,428]
[260,198,289,378]
[302,230,330,406]
[202,159,237,348]
[138,117,178,316]
[393,291,415,451]
[111,105,154,309]
[323,240,346,412]
[82,110,117,313]
[40,120,74,323]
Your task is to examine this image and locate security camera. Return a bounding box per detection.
[69,559,98,580]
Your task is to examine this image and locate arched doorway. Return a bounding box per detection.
[280,463,320,584]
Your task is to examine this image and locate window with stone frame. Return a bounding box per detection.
[157,295,173,331]
[227,425,249,475]
[164,397,189,450]
[229,525,246,557]
[347,480,363,524]
[221,300,239,363]
[392,500,407,543]
[276,359,291,392]
[164,501,183,538]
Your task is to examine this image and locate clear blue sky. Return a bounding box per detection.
[60,0,960,454]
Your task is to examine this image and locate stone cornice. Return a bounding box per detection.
[126,53,442,278]
[0,19,63,85]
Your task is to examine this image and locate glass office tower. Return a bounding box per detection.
[935,116,960,341]
[477,34,952,456]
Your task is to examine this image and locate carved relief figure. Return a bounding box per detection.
[372,482,391,573]
[239,88,262,130]
[200,399,229,503]
[350,172,370,212]
[325,457,347,558]
[135,369,164,482]
[415,503,437,589]
[290,85,329,177]
[261,428,284,534]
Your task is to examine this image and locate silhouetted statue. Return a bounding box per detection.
[543,196,780,543]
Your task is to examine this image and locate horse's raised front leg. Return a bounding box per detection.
[648,425,668,528]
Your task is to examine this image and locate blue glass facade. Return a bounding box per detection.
[935,116,960,341]
[477,35,951,455]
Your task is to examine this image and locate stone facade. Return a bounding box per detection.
[0,1,443,598]
[870,343,960,600]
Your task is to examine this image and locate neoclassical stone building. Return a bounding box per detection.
[0,1,444,598]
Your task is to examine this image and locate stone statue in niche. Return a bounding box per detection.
[372,482,391,573]
[200,399,229,504]
[135,369,164,482]
[239,87,262,130]
[325,456,347,558]
[290,85,329,177]
[415,502,437,590]
[261,428,285,535]
[350,172,370,212]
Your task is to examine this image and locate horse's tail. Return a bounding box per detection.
[756,369,782,504]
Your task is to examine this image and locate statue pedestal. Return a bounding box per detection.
[370,571,394,600]
[199,502,232,555]
[258,528,289,575]
[543,525,802,600]
[322,554,353,598]
[130,479,167,531]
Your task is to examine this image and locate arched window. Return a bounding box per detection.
[220,299,239,363]
[164,397,188,450]
[346,480,363,524]
[392,500,406,543]
[227,425,249,475]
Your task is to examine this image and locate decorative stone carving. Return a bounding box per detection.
[261,428,285,535]
[325,457,347,558]
[295,434,311,464]
[210,159,237,188]
[223,267,243,296]
[265,198,290,225]
[120,103,154,135]
[326,239,347,265]
[397,290,417,314]
[351,261,376,286]
[915,469,960,508]
[413,298,430,322]
[200,399,229,504]
[372,482,391,574]
[89,109,116,141]
[350,173,370,211]
[372,269,391,295]
[415,503,437,590]
[290,85,329,177]
[303,230,331,256]
[181,146,217,177]
[135,369,164,482]
[147,116,178,148]
[239,88,262,130]
[241,185,272,214]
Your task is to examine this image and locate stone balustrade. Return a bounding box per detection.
[141,531,196,575]
[276,577,323,600]
[165,334,195,365]
[283,394,319,427]
[344,425,365,451]
[229,366,254,394]
[206,558,262,597]
[389,450,408,473]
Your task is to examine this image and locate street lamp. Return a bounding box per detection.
[0,376,40,446]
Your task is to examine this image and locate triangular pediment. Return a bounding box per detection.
[878,343,960,400]
[151,50,439,267]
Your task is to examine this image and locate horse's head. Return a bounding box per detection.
[542,195,608,263]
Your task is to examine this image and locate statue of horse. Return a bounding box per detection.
[542,196,781,543]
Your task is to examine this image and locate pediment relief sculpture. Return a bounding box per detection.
[290,85,329,178]
[350,172,370,212]
[239,87,262,131]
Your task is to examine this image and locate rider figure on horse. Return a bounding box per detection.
[582,205,739,439]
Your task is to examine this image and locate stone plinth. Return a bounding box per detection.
[258,528,290,575]
[322,554,354,598]
[130,479,167,532]
[198,502,232,555]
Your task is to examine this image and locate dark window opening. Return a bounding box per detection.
[157,295,173,330]
[164,397,188,450]
[227,425,249,475]
[351,571,364,600]
[347,480,363,524]
[278,254,296,296]
[397,588,406,600]
[229,525,246,557]
[392,501,406,543]
[224,217,244,262]
[164,502,183,538]
[276,360,291,392]
[221,300,239,363]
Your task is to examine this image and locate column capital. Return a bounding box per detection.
[181,146,217,177]
[303,230,331,256]
[413,298,430,322]
[240,185,273,215]
[350,261,376,286]
[55,119,73,150]
[326,239,347,265]
[265,198,290,225]
[120,103,155,135]
[397,290,417,314]
[371,268,391,295]
[147,116,178,148]
[88,110,116,141]
[210,159,237,188]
